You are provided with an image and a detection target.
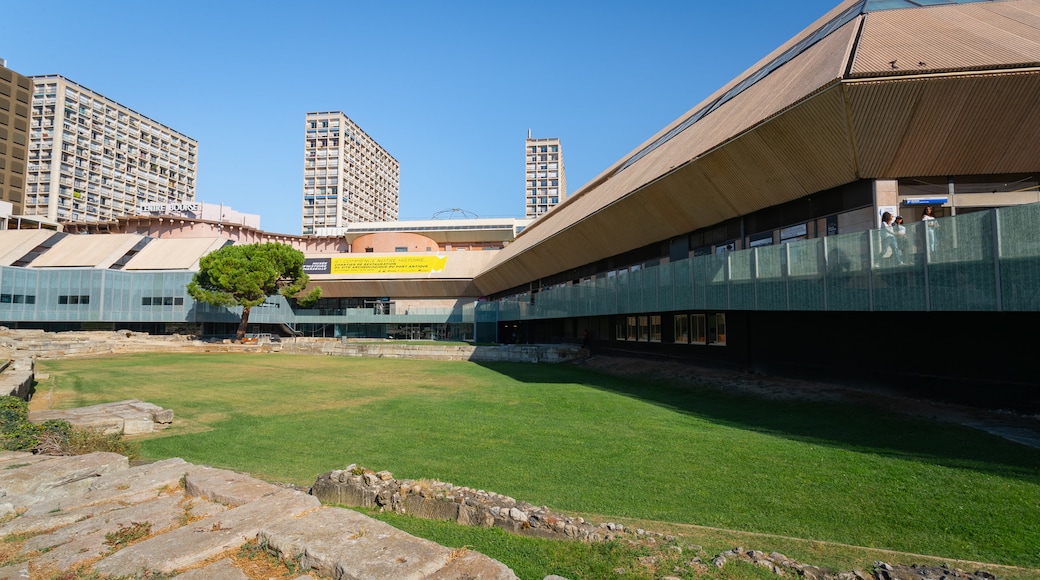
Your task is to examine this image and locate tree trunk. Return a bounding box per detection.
[236,306,251,342]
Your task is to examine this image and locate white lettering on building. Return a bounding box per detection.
[140,203,201,213]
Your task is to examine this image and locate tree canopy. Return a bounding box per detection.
[187,242,321,340]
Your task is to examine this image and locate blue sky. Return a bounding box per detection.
[2,0,839,235]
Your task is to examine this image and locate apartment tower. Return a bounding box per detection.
[22,76,197,225]
[0,60,31,227]
[303,111,399,235]
[525,133,566,219]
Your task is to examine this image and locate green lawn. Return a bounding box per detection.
[34,353,1040,578]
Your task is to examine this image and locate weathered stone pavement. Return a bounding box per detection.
[0,451,517,579]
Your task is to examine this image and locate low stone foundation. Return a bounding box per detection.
[29,400,174,435]
[280,340,584,363]
[312,465,621,542]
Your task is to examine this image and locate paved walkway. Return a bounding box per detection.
[0,451,517,579]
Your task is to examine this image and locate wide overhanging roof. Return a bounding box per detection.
[474,0,1040,294]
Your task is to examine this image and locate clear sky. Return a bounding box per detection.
[2,0,839,235]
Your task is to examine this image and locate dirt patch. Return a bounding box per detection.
[573,356,1040,449]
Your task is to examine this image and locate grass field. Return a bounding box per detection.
[32,353,1040,579]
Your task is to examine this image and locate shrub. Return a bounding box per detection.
[0,396,137,458]
[64,427,139,459]
[0,396,39,451]
[36,425,138,459]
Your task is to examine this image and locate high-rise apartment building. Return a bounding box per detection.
[525,134,566,219]
[303,111,399,235]
[0,60,31,225]
[23,75,197,224]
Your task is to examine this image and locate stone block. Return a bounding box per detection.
[184,465,286,507]
[311,473,379,508]
[173,558,249,580]
[0,452,128,498]
[93,488,318,577]
[20,458,198,517]
[121,418,156,434]
[259,506,452,580]
[425,549,518,580]
[0,562,29,579]
[403,494,461,522]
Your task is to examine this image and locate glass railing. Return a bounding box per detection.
[484,204,1040,321]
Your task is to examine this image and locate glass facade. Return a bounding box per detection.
[4,204,1039,337]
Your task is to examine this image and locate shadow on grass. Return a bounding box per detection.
[473,360,1040,484]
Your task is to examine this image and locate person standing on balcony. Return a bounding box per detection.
[894,215,908,258]
[879,212,903,265]
[921,206,938,253]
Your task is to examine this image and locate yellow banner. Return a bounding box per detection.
[330,255,448,274]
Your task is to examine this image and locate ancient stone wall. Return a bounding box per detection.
[0,328,584,364]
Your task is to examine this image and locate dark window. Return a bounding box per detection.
[142,297,152,305]
[0,294,10,303]
[61,295,89,305]
[174,297,184,306]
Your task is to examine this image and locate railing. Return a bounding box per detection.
[484,204,1040,321]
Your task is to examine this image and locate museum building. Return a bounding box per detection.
[3,0,1040,409]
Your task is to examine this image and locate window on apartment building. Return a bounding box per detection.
[650,315,662,342]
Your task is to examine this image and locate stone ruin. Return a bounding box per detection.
[29,400,174,435]
[312,464,623,542]
[311,464,1003,580]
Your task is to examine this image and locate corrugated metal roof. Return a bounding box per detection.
[852,1,1040,75]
